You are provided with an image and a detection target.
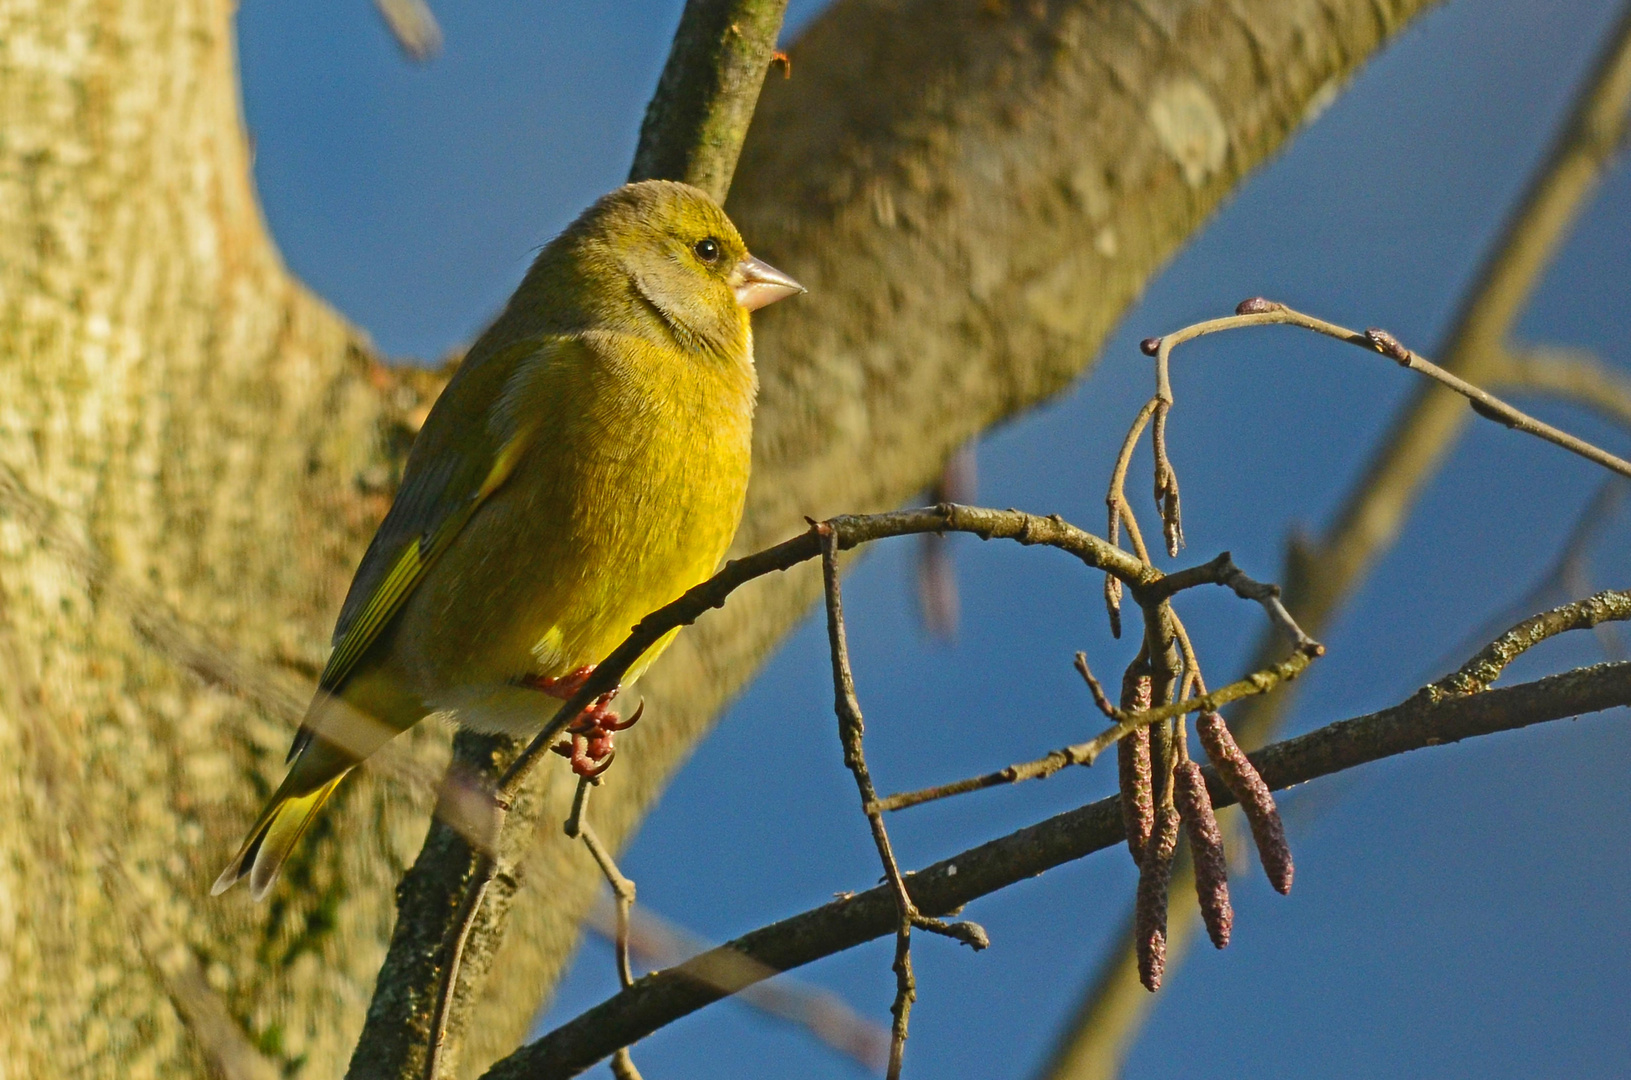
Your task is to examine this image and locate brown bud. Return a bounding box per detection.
[1235,297,1284,315]
[1196,713,1293,894]
[1174,760,1233,948]
[1135,802,1180,991]
[1140,336,1162,356]
[1364,327,1411,365]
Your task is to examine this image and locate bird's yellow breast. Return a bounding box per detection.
[370,330,755,730]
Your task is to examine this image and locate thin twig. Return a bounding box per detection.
[818,525,986,1079]
[482,660,1631,1080]
[1154,302,1631,480]
[876,556,1321,815]
[1422,480,1628,678]
[875,646,1317,813]
[1104,399,1160,636]
[562,778,644,1074]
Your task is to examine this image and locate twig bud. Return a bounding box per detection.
[1364,327,1411,365]
[1235,297,1283,315]
[1151,405,1183,555]
[1174,760,1233,948]
[1140,336,1162,356]
[1196,712,1293,894]
[1135,801,1180,991]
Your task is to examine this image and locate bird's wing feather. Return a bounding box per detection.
[287,335,578,761]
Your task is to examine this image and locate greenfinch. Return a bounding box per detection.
[214,180,802,900]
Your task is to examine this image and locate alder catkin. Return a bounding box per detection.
[1196,712,1293,894]
[1173,759,1233,948]
[1135,801,1180,991]
[1118,670,1154,865]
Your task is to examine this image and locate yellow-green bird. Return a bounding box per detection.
[214,180,802,900]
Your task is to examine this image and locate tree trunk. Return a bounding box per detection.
[0,0,1432,1077]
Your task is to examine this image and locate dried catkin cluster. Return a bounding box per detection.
[1117,690,1294,990]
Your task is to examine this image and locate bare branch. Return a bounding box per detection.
[875,645,1317,814]
[1153,303,1631,481]
[482,660,1631,1079]
[818,524,984,1079]
[583,898,891,1070]
[1432,588,1631,697]
[628,0,792,201]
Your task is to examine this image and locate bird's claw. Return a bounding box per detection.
[550,698,643,778]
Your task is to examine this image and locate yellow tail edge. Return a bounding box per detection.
[211,772,350,901]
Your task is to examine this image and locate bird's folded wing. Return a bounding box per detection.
[287,335,579,761]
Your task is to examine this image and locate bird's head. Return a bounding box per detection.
[574,180,804,358]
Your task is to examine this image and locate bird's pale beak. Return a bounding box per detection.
[731,254,805,311]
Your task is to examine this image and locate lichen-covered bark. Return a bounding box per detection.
[0,0,1434,1077]
[0,2,438,1076]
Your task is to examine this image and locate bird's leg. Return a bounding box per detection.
[522,664,597,699]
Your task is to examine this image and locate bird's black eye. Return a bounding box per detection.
[693,237,721,263]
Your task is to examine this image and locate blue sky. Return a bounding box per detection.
[239,1,1631,1076]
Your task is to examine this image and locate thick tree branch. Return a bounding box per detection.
[483,661,1631,1079]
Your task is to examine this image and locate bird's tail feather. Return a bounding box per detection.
[212,769,350,901]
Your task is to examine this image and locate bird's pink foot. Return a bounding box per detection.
[551,698,644,778]
[516,664,643,777]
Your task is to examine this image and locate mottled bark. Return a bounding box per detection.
[0,0,1434,1077]
[0,2,438,1077]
